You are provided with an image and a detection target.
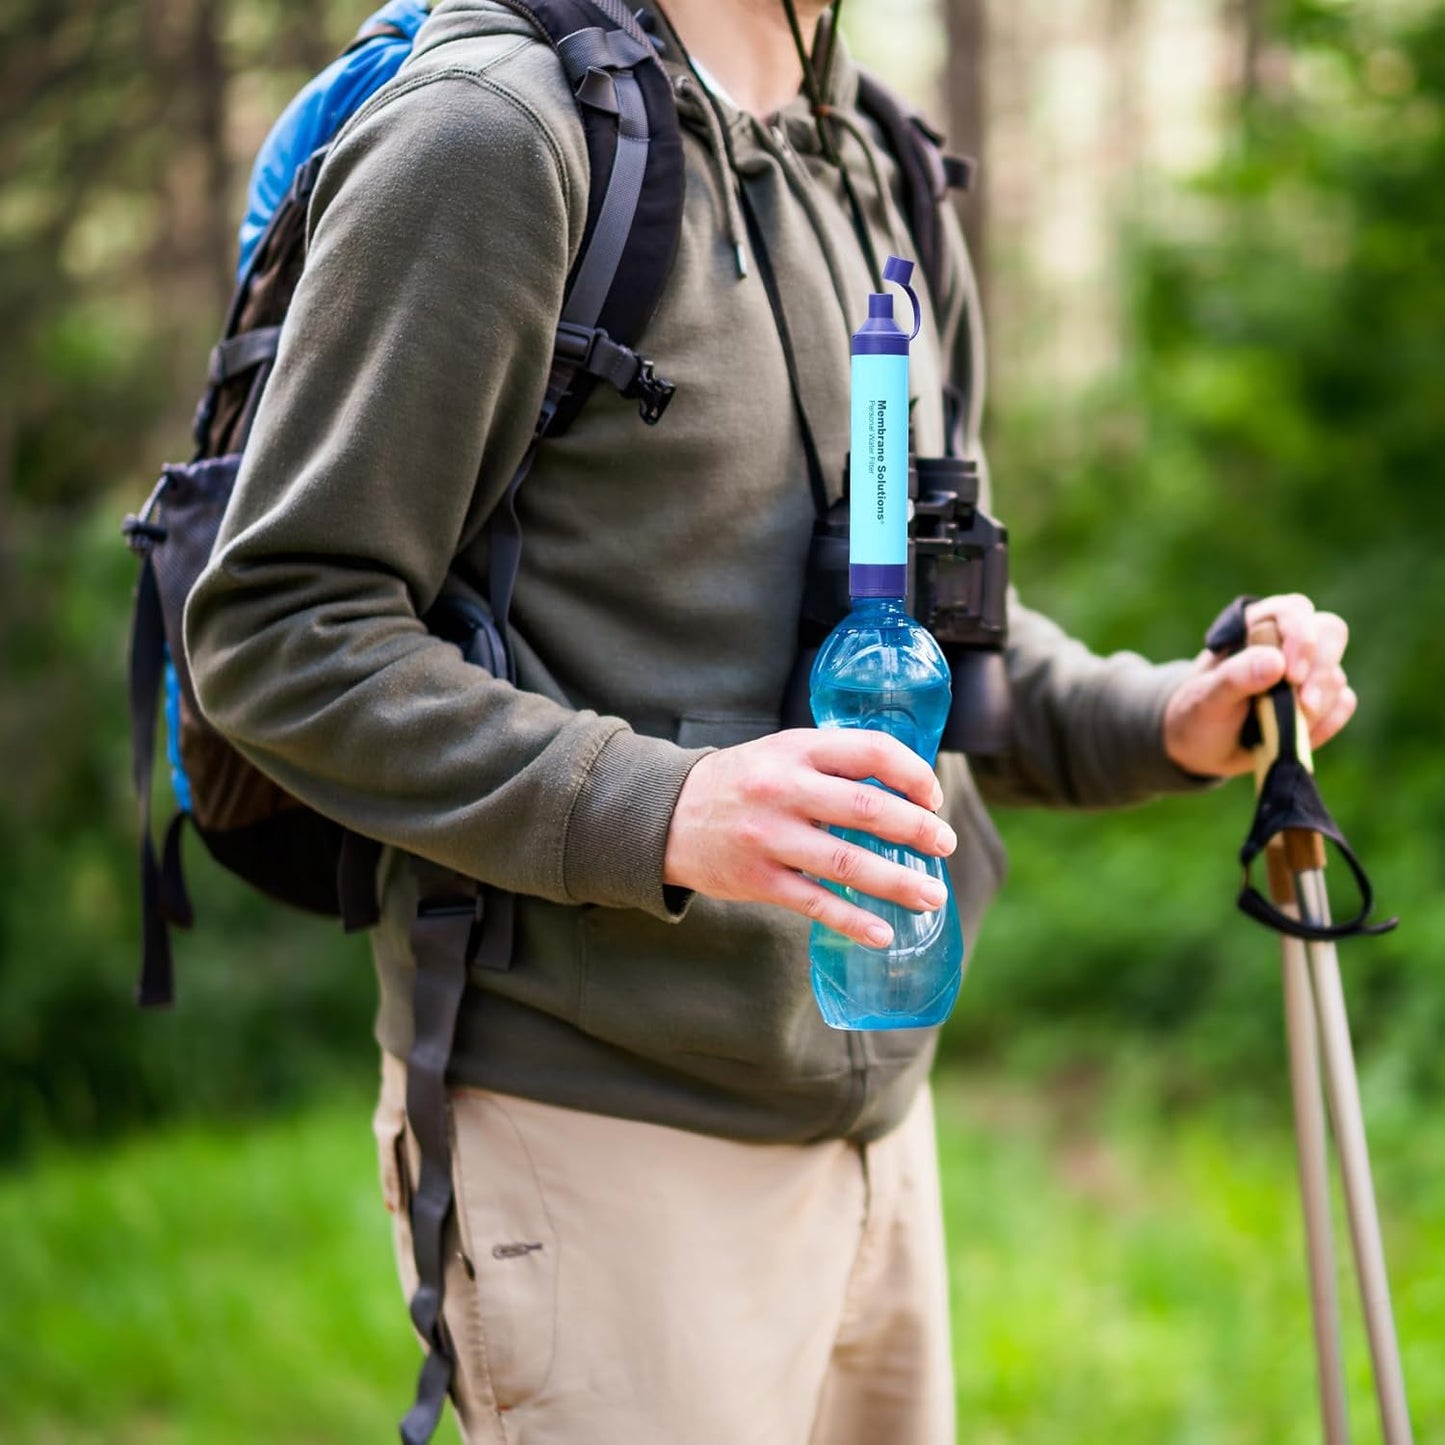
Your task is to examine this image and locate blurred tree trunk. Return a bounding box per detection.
[1104,0,1142,375]
[1105,0,1144,217]
[943,0,988,310]
[191,0,232,311]
[1238,0,1266,105]
[287,6,334,74]
[0,406,12,566]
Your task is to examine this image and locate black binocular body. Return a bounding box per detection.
[782,455,1013,755]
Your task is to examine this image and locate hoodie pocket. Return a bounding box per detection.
[674,713,779,749]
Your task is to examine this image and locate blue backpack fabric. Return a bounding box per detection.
[237,1,428,276]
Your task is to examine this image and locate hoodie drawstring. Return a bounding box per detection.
[813,102,911,264]
[674,74,750,280]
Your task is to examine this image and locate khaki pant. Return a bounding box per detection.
[375,1053,954,1445]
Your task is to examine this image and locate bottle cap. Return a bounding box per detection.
[881,255,922,341]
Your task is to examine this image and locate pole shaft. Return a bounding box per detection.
[1274,870,1350,1442]
[1270,847,1350,1442]
[1296,868,1414,1445]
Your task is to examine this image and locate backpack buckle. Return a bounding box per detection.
[122,516,168,554]
[626,359,676,426]
[552,323,676,426]
[122,474,171,554]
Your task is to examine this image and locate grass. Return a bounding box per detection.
[1,1066,1440,1443]
[936,1067,1445,1443]
[0,1107,460,1445]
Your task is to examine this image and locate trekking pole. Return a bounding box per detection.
[1229,609,1412,1444]
[1298,871,1413,1445]
[1267,845,1349,1444]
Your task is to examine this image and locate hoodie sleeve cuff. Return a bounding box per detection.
[562,728,711,920]
[1110,658,1224,798]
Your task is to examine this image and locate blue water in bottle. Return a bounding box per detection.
[808,257,965,1031]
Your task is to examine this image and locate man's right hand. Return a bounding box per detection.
[662,729,957,948]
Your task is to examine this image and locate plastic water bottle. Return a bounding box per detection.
[808,257,965,1031]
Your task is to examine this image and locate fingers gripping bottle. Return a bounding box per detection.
[808,256,965,1030]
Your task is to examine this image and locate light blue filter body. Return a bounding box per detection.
[848,353,909,569]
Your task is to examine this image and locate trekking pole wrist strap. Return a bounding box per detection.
[1205,595,1397,942]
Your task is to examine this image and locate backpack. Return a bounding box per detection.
[122,0,686,1009]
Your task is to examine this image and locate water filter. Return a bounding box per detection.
[808,256,965,1030]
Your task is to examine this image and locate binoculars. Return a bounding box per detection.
[782,454,1012,755]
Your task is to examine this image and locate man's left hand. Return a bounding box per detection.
[1162,593,1356,779]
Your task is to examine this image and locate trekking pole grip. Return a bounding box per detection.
[1247,615,1328,876]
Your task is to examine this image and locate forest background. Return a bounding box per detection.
[1,0,1441,1440]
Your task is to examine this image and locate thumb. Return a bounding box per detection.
[1203,645,1287,707]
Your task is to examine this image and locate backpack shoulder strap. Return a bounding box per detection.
[511,0,685,436]
[853,68,973,322]
[344,20,413,55]
[481,0,685,674]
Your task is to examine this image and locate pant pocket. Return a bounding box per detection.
[373,1056,412,1219]
[449,1089,559,1411]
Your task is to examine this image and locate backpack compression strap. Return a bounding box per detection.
[123,548,196,1007]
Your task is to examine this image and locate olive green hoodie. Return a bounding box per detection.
[185,0,1200,1143]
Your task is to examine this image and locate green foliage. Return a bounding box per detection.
[0,0,379,1161]
[0,509,375,1161]
[949,0,1445,1092]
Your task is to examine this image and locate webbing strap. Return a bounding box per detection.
[128,559,193,1006]
[1237,688,1398,942]
[159,812,194,930]
[854,72,955,323]
[558,73,649,334]
[473,888,515,973]
[337,831,384,933]
[485,441,539,685]
[399,899,477,1445]
[207,327,282,387]
[534,36,655,441]
[578,0,660,53]
[556,25,650,80]
[289,147,329,207]
[1204,595,1399,942]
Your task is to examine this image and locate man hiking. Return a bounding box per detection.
[183,0,1356,1440]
